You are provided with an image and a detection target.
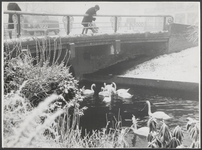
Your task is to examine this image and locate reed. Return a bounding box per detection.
[5,94,61,147]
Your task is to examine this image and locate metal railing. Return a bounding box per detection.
[3,11,174,39]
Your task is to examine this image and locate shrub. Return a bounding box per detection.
[186,22,198,44]
[3,37,84,147]
[3,38,130,148]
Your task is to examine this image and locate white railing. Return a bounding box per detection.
[3,11,174,39]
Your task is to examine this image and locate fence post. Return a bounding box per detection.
[114,16,118,33]
[163,16,167,31]
[66,16,71,35]
[17,14,21,38]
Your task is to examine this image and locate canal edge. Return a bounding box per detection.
[82,75,199,92]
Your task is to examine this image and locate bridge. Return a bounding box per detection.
[3,11,197,78]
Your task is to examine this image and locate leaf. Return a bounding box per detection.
[190,125,199,141]
[147,117,157,132]
[159,122,171,143]
[147,132,154,142]
[167,137,181,148]
[173,125,183,143]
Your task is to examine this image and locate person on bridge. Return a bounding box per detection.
[81,5,100,34]
[7,2,21,39]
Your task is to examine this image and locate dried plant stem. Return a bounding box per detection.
[52,39,58,65]
[35,38,39,64]
[65,50,71,67]
[61,49,69,65]
[10,94,59,147]
[25,109,64,146]
[55,38,62,64]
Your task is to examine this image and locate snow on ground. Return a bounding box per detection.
[122,46,200,83]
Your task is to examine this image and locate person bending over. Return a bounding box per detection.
[81,5,100,34]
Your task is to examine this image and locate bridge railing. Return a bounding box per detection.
[3,11,173,39]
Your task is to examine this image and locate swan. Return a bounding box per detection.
[98,87,111,97]
[101,83,116,96]
[146,101,172,120]
[117,91,133,99]
[131,115,149,137]
[82,84,96,96]
[103,83,114,92]
[186,117,198,123]
[103,95,111,103]
[111,82,132,98]
[186,117,199,131]
[112,82,130,94]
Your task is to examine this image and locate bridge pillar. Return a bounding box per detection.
[114,40,121,54]
[69,43,75,58]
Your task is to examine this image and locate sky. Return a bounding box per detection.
[2,2,158,24]
[3,2,157,15]
[2,2,199,19]
[2,1,199,29]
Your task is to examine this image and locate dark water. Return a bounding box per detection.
[78,80,199,147]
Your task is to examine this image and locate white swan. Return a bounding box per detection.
[131,115,149,137]
[111,82,132,99]
[146,101,172,120]
[186,117,199,131]
[100,83,116,95]
[82,84,96,96]
[117,90,133,99]
[186,117,198,123]
[103,83,114,92]
[103,95,111,103]
[98,87,111,97]
[112,82,130,94]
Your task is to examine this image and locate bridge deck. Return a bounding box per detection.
[4,31,170,50]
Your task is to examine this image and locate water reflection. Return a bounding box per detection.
[79,81,199,147]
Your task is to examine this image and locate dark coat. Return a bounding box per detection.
[82,7,97,26]
[7,3,21,29]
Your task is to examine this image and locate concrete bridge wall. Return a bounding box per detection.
[70,41,168,77]
[3,23,197,78]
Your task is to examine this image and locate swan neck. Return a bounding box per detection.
[147,102,152,116]
[112,82,116,90]
[91,84,94,90]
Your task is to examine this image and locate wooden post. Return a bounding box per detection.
[114,16,118,33]
[17,14,21,38]
[166,39,170,54]
[163,16,167,31]
[67,16,71,35]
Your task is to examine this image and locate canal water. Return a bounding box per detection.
[78,80,199,148]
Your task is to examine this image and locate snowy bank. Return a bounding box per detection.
[121,46,200,83]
